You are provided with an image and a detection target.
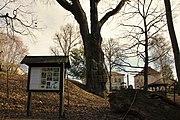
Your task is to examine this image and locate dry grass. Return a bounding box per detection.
[0,74,120,120]
[1,73,180,120]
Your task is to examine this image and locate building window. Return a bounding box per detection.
[119,78,122,83]
[114,78,117,82]
[111,78,114,83]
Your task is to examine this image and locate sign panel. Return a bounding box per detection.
[30,67,60,91]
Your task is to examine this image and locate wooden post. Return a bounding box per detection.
[127,74,129,87]
[27,91,32,117]
[59,63,65,118]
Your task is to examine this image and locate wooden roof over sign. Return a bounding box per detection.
[21,55,70,68]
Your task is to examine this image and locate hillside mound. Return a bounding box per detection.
[109,89,180,120]
[0,74,111,120]
[1,74,180,120]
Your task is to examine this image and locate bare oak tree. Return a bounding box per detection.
[161,64,174,81]
[0,33,28,98]
[69,47,86,81]
[102,38,126,91]
[149,34,173,71]
[50,23,81,56]
[119,0,167,90]
[1,33,28,72]
[55,0,128,96]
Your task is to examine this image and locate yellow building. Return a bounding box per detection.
[134,67,162,89]
[106,72,125,91]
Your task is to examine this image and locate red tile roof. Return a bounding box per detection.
[135,67,160,77]
[110,72,125,76]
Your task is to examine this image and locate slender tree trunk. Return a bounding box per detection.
[164,0,180,94]
[6,70,9,98]
[109,64,112,91]
[143,16,149,91]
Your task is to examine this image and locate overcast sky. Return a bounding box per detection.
[16,1,180,85]
[22,1,67,55]
[21,1,180,56]
[22,1,120,55]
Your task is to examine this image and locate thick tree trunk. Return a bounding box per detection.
[85,33,108,97]
[164,0,180,94]
[83,0,108,97]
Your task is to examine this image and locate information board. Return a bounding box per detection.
[29,67,60,91]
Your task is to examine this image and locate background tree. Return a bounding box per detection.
[0,0,37,74]
[50,23,85,84]
[0,33,28,98]
[149,34,173,71]
[102,38,126,91]
[50,23,81,56]
[164,0,180,94]
[149,34,174,81]
[119,0,167,90]
[56,0,128,96]
[161,64,174,81]
[0,33,28,72]
[0,34,3,71]
[69,47,86,82]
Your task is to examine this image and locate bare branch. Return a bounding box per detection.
[99,0,128,27]
[56,0,72,12]
[0,1,39,38]
[51,23,81,56]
